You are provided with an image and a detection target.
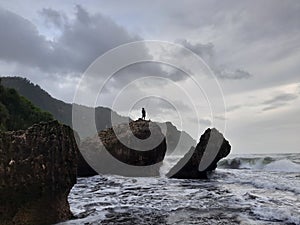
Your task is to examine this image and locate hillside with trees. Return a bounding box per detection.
[0,78,53,131]
[1,76,127,136]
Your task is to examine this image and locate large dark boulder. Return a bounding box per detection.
[167,128,231,179]
[0,121,78,225]
[75,120,197,177]
[80,119,167,177]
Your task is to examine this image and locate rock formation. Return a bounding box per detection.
[75,120,197,177]
[0,121,78,225]
[167,128,231,179]
[80,119,167,177]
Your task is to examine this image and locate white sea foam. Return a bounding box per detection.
[264,159,300,172]
[218,168,300,194]
[59,154,300,224]
[159,155,182,176]
[252,206,300,225]
[218,154,300,173]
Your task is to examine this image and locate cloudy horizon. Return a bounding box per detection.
[0,1,299,154]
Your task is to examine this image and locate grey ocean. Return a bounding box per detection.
[58,153,300,225]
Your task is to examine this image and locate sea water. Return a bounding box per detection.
[57,153,300,225]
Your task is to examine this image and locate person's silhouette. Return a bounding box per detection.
[142,108,146,120]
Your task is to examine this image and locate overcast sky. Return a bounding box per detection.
[0,0,299,154]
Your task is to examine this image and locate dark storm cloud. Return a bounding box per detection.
[262,93,298,111]
[51,5,146,74]
[178,39,214,63]
[40,8,67,28]
[0,5,190,87]
[0,6,140,74]
[178,39,252,80]
[0,8,52,69]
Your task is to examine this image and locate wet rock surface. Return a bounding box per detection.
[80,119,167,177]
[0,121,78,225]
[167,128,231,179]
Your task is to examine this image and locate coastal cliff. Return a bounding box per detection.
[0,121,78,225]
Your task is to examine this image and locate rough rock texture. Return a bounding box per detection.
[0,121,78,225]
[80,119,167,177]
[167,128,231,179]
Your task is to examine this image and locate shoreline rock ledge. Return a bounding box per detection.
[167,128,231,179]
[0,121,78,225]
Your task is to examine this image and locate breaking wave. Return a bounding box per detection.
[218,155,300,173]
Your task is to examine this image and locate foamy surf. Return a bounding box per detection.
[218,154,300,173]
[57,153,300,225]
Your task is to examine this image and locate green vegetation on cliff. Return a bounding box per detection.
[1,76,128,136]
[0,78,53,131]
[1,76,72,126]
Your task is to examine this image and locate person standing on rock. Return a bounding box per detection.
[142,108,146,120]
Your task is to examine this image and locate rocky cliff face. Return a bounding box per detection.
[80,119,167,177]
[0,121,78,225]
[167,128,231,179]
